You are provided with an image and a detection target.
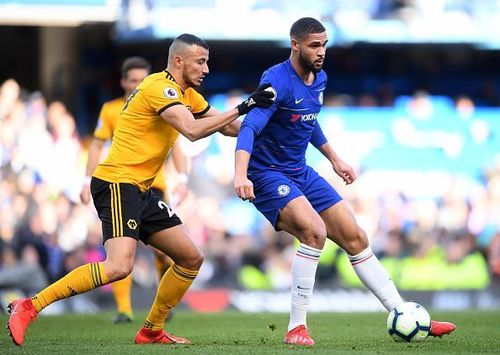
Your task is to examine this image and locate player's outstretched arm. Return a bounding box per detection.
[195,83,275,137]
[161,104,239,141]
[219,119,241,136]
[161,85,274,141]
[196,106,241,137]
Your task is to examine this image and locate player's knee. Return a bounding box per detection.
[191,252,204,270]
[115,269,132,281]
[178,249,204,270]
[104,260,134,282]
[299,224,327,249]
[344,228,369,255]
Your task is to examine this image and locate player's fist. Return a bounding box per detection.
[237,83,275,115]
[233,175,255,201]
[332,159,356,185]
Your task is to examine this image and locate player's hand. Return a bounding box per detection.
[234,175,255,201]
[80,184,91,204]
[332,159,356,185]
[237,83,275,115]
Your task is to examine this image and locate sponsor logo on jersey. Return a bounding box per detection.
[277,184,290,197]
[318,91,323,104]
[163,87,178,99]
[289,112,319,123]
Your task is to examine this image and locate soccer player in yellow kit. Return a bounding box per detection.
[7,33,274,346]
[80,56,188,323]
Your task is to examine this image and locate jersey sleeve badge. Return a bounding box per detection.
[163,87,179,99]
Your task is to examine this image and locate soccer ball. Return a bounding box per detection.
[387,302,431,342]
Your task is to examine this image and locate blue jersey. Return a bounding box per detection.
[236,59,328,174]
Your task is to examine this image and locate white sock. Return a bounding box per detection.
[348,246,403,311]
[288,243,322,331]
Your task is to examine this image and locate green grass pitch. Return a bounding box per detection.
[1,310,499,354]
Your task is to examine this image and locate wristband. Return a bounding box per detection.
[83,176,92,185]
[177,173,188,184]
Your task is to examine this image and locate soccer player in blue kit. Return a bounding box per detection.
[234,17,456,346]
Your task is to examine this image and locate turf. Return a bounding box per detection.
[1,310,499,354]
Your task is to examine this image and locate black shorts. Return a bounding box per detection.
[151,187,165,201]
[90,177,182,244]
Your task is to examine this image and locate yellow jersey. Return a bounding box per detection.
[93,97,167,191]
[93,70,209,192]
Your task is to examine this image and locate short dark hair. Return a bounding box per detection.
[121,57,151,78]
[289,17,325,41]
[175,33,209,51]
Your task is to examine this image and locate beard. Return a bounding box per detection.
[298,52,323,73]
[183,72,200,88]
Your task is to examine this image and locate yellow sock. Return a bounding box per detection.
[111,274,133,316]
[154,254,172,280]
[31,262,108,313]
[144,264,198,331]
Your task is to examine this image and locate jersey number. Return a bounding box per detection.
[158,200,175,217]
[122,89,138,112]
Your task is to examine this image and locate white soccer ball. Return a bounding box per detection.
[387,302,431,342]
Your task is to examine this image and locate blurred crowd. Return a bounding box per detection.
[1,77,499,300]
[119,0,500,41]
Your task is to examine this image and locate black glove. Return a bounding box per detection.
[237,83,275,115]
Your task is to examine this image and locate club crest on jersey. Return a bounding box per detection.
[163,87,178,99]
[277,184,290,197]
[127,219,138,230]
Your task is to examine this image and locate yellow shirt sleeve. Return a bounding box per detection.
[94,102,114,140]
[186,88,210,116]
[143,81,183,114]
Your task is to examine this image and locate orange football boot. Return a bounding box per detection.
[135,327,191,344]
[284,325,315,346]
[429,320,457,337]
[7,298,38,346]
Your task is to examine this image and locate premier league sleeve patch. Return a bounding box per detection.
[163,87,179,99]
